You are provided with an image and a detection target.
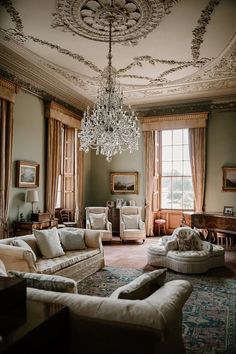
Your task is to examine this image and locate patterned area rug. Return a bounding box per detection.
[77,266,236,354]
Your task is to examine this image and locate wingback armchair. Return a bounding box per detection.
[120,206,146,244]
[85,207,113,242]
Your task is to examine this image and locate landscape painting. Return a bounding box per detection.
[222,166,236,191]
[110,172,138,194]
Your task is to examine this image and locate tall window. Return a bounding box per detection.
[156,129,194,210]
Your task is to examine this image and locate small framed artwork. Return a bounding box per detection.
[106,201,115,208]
[116,199,124,208]
[16,160,39,188]
[222,167,236,191]
[110,172,139,194]
[223,206,234,216]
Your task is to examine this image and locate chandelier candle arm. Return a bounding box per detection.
[78,3,140,162]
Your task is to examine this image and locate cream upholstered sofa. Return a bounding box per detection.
[147,226,225,274]
[86,207,113,242]
[27,268,192,354]
[0,227,104,282]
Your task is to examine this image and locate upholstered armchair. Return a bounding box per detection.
[120,206,146,244]
[85,207,113,242]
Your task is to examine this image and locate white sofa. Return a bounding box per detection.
[0,227,104,282]
[26,269,193,354]
[147,227,225,274]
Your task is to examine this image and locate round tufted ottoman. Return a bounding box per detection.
[147,238,225,274]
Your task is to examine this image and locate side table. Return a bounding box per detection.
[14,219,58,236]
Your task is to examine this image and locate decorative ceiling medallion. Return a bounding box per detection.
[52,0,178,45]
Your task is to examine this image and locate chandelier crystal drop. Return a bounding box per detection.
[78,14,140,162]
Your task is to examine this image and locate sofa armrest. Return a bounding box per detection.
[106,220,112,232]
[86,220,92,229]
[0,244,37,272]
[120,221,125,235]
[138,220,145,230]
[202,241,213,252]
[84,229,103,253]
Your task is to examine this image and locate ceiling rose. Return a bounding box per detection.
[52,0,173,45]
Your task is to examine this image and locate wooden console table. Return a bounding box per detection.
[14,219,58,236]
[182,211,236,241]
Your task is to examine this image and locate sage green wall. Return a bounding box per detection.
[85,136,145,211]
[205,111,236,212]
[7,89,236,226]
[9,90,46,224]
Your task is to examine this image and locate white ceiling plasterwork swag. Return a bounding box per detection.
[0,0,235,109]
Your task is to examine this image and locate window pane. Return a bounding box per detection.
[183,145,189,160]
[183,192,194,209]
[162,177,171,191]
[172,177,183,192]
[172,192,183,209]
[162,146,172,161]
[183,177,193,191]
[173,130,182,145]
[173,161,182,176]
[173,146,182,161]
[162,130,172,145]
[161,193,171,209]
[183,161,191,175]
[162,161,172,176]
[183,129,189,144]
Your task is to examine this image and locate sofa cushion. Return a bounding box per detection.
[89,213,106,230]
[10,238,37,261]
[8,270,78,294]
[109,269,167,300]
[0,259,7,276]
[33,227,65,259]
[35,248,100,274]
[174,227,202,251]
[58,229,87,251]
[167,249,210,262]
[122,214,140,229]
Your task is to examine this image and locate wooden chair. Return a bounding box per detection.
[60,209,77,227]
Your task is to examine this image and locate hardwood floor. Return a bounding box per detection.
[103,236,236,279]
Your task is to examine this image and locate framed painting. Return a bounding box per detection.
[222,166,236,191]
[16,160,39,188]
[223,206,234,216]
[110,172,138,194]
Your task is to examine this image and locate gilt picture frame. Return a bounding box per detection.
[16,160,40,188]
[110,172,138,194]
[222,166,236,191]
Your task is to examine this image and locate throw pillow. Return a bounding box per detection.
[0,259,7,277]
[122,214,140,229]
[58,228,87,251]
[109,269,167,300]
[33,227,65,259]
[174,227,202,251]
[10,238,37,262]
[89,213,106,230]
[8,270,78,294]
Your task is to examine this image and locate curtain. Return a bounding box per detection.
[189,128,206,212]
[77,138,84,227]
[143,131,155,236]
[0,99,14,238]
[46,118,62,217]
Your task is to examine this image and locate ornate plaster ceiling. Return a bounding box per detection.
[0,0,235,112]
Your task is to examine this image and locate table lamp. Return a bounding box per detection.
[26,190,39,215]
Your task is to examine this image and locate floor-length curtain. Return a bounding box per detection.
[143,131,155,236]
[189,128,206,212]
[77,138,84,227]
[0,99,14,238]
[46,118,62,216]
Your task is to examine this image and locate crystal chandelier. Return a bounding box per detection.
[78,10,140,162]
